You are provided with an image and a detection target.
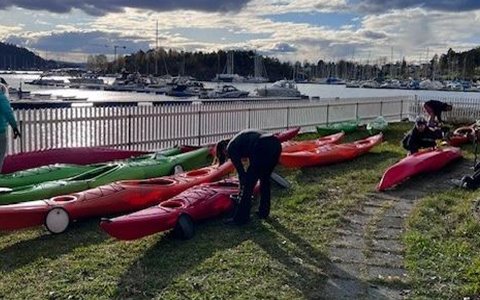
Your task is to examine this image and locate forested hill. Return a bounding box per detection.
[0,42,68,70]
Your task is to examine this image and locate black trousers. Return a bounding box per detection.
[233,136,282,224]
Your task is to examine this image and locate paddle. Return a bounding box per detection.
[270,172,291,189]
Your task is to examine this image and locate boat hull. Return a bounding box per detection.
[316,121,359,136]
[0,148,211,205]
[101,179,242,240]
[2,147,150,174]
[0,163,233,231]
[282,132,344,153]
[279,134,382,168]
[448,125,475,147]
[377,147,463,191]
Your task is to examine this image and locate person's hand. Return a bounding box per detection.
[12,128,21,139]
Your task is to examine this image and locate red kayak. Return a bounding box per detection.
[0,162,234,233]
[282,132,344,153]
[377,147,462,191]
[2,147,149,174]
[448,125,475,147]
[101,179,248,240]
[275,127,300,142]
[280,134,383,168]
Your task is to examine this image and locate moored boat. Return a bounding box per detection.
[377,147,462,191]
[280,134,383,168]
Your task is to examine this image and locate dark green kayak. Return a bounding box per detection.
[0,147,182,189]
[316,120,359,136]
[0,147,210,205]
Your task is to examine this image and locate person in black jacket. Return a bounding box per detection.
[423,100,452,126]
[216,129,282,225]
[402,116,443,154]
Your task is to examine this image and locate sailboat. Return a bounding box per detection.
[244,54,269,83]
[212,52,245,83]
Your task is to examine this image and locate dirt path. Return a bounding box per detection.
[320,159,472,299]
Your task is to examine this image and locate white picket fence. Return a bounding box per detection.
[409,95,480,124]
[6,95,460,154]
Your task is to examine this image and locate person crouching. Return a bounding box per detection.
[402,116,443,155]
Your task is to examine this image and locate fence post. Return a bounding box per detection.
[19,120,24,153]
[355,102,359,120]
[247,108,251,128]
[127,113,132,150]
[379,101,383,116]
[198,108,202,146]
[326,104,330,125]
[286,106,290,129]
[400,99,403,120]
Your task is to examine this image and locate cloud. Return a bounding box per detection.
[356,0,480,13]
[0,0,253,16]
[6,31,150,55]
[361,30,387,40]
[269,42,297,53]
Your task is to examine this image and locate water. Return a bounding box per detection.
[1,72,480,102]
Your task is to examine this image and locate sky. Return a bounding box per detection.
[0,0,479,64]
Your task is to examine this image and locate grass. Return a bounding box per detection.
[0,122,479,299]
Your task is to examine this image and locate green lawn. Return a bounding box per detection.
[1,122,479,299]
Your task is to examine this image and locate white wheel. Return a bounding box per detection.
[173,165,184,174]
[45,207,70,234]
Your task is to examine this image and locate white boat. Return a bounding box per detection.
[199,85,249,99]
[255,80,302,97]
[68,73,104,89]
[419,79,444,90]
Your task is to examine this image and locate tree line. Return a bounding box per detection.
[2,41,480,81]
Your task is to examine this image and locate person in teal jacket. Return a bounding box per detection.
[0,83,21,171]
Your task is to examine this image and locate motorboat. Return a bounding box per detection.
[255,80,302,97]
[199,85,249,99]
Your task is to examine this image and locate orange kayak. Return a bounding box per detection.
[0,162,234,233]
[282,132,344,153]
[280,134,383,168]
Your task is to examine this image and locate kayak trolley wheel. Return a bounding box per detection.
[45,207,70,234]
[172,214,195,240]
[173,164,184,174]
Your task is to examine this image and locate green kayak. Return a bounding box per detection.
[366,116,388,134]
[0,147,182,189]
[316,120,359,136]
[0,147,210,205]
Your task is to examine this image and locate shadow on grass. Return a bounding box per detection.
[0,219,107,273]
[113,216,391,299]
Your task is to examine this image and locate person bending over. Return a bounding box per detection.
[423,100,452,126]
[402,116,443,154]
[216,129,282,225]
